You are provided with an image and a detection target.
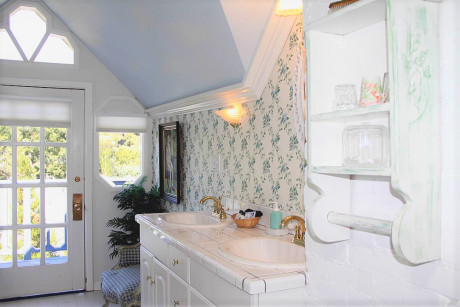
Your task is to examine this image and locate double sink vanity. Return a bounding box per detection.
[136,204,308,306]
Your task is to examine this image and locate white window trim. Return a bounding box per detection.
[0,0,79,68]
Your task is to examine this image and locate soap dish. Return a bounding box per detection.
[231,214,260,228]
[265,228,289,236]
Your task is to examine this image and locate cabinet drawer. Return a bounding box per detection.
[168,244,189,282]
[170,272,189,307]
[140,224,168,265]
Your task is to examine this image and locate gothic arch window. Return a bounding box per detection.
[0,2,75,65]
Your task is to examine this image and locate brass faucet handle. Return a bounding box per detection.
[218,207,227,221]
[294,225,302,240]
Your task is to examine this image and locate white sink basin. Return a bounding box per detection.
[156,212,232,229]
[218,237,306,269]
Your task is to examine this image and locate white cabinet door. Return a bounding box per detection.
[170,272,189,307]
[190,287,214,307]
[140,246,155,306]
[153,257,169,307]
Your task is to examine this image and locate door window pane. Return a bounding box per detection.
[45,227,67,264]
[17,146,40,182]
[17,228,40,267]
[17,126,40,142]
[0,146,12,183]
[45,147,67,181]
[45,187,67,223]
[0,188,12,226]
[0,126,12,142]
[0,230,12,268]
[17,187,40,225]
[45,127,67,143]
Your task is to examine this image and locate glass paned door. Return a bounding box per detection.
[0,85,85,299]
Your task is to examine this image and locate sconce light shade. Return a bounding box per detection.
[275,0,303,16]
[215,104,245,127]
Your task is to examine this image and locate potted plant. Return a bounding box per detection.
[106,176,166,258]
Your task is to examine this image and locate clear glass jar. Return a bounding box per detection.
[342,125,389,167]
[333,84,358,110]
[359,76,383,106]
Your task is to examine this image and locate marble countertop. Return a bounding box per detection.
[136,211,307,295]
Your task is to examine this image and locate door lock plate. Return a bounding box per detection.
[73,193,83,221]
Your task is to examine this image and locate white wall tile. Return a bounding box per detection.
[326,261,374,297]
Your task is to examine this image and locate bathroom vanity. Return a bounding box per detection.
[136,212,307,306]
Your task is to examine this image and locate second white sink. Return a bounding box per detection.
[156,212,232,229]
[218,237,306,269]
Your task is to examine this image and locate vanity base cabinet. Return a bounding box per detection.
[138,220,308,306]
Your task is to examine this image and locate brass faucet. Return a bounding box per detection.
[199,196,227,221]
[280,215,305,247]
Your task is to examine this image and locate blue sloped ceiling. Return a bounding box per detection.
[42,0,245,108]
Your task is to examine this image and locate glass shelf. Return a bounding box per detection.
[311,103,390,122]
[312,165,391,176]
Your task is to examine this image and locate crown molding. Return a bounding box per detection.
[146,13,297,119]
[243,12,296,98]
[147,83,256,118]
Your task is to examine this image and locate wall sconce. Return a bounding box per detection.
[275,0,303,16]
[215,104,245,127]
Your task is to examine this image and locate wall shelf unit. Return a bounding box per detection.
[312,166,391,177]
[304,0,441,265]
[311,103,390,122]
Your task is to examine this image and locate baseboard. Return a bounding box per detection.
[93,281,102,291]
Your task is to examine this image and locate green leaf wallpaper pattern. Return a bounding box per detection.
[152,18,306,214]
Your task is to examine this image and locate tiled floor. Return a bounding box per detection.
[0,291,116,307]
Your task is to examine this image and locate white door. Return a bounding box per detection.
[0,85,85,299]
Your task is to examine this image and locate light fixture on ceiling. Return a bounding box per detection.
[275,0,303,16]
[215,104,245,127]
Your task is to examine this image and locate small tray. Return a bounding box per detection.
[231,213,260,228]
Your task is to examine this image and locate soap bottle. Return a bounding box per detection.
[270,202,282,229]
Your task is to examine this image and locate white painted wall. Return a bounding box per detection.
[303,0,459,304]
[0,0,151,290]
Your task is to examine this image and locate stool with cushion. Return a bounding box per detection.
[101,243,141,307]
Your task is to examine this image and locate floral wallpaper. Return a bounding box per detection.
[152,19,306,214]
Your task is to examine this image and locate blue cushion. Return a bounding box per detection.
[101,266,140,306]
[118,245,140,267]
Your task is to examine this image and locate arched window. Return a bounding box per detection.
[0,3,75,65]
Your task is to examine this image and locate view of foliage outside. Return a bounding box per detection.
[0,126,69,264]
[99,132,142,185]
